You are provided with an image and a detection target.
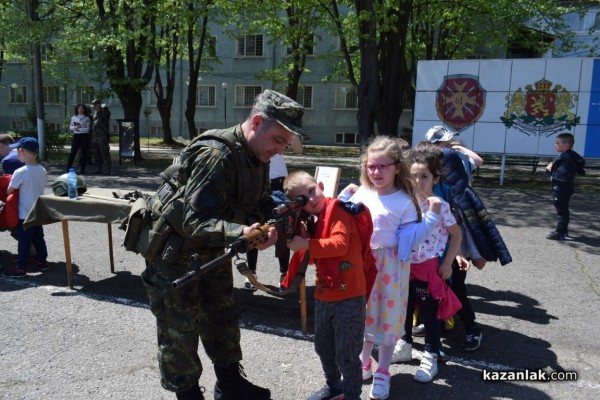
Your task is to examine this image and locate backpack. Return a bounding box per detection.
[121,128,267,261]
[339,201,377,300]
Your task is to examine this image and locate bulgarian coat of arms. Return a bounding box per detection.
[500,78,580,136]
[436,74,486,132]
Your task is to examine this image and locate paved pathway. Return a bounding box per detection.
[0,160,599,399]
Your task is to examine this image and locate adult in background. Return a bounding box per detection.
[0,133,25,175]
[66,104,91,174]
[90,99,111,175]
[141,90,307,400]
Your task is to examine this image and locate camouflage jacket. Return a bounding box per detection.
[92,106,111,136]
[180,125,274,250]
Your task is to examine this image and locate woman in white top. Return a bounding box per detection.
[66,103,91,174]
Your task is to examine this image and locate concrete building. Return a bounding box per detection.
[1,4,597,146]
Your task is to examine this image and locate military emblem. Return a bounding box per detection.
[436,75,486,132]
[501,78,580,136]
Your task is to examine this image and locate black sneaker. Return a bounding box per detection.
[412,323,425,337]
[464,327,482,351]
[38,261,49,271]
[546,231,566,241]
[307,383,344,400]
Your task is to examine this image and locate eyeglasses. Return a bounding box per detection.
[366,162,396,173]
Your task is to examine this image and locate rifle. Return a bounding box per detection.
[171,195,307,289]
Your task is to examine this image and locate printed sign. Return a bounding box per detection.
[414,58,600,157]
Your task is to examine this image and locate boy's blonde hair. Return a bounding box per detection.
[284,170,315,198]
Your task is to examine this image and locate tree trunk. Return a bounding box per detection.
[355,0,379,144]
[118,88,144,161]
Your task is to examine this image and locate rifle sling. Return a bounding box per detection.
[235,250,310,297]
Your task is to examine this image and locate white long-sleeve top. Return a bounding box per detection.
[69,114,91,134]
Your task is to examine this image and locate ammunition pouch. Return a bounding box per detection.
[121,196,171,262]
[121,197,152,253]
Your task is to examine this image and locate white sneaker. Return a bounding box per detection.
[243,275,257,291]
[369,370,390,399]
[391,339,412,363]
[414,351,438,383]
[362,357,373,381]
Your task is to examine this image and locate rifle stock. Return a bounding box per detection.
[171,195,307,289]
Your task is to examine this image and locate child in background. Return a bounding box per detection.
[393,146,462,383]
[285,171,366,400]
[348,136,441,399]
[5,137,48,277]
[545,132,586,240]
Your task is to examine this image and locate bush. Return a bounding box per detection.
[15,129,68,151]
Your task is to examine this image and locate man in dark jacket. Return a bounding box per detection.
[91,99,112,175]
[545,133,586,240]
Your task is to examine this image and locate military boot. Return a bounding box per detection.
[213,363,271,400]
[175,385,205,400]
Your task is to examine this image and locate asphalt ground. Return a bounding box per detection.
[1,158,599,400]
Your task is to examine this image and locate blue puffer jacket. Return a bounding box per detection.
[442,149,513,266]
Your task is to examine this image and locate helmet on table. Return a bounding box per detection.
[51,173,88,197]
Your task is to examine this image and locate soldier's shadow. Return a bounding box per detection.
[233,283,316,337]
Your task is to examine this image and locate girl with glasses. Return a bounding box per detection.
[343,136,441,399]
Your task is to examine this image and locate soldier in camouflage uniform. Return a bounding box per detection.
[142,90,307,400]
[91,99,112,175]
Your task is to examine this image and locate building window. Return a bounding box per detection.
[580,11,599,31]
[150,126,164,136]
[76,86,95,105]
[297,86,313,108]
[196,85,216,107]
[41,44,54,61]
[9,85,27,104]
[46,122,62,132]
[205,36,217,58]
[235,85,262,107]
[335,132,359,144]
[237,35,264,57]
[335,85,357,109]
[11,121,30,131]
[43,85,61,105]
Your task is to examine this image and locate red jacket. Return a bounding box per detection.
[0,174,19,229]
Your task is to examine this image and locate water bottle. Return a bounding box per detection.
[67,168,78,199]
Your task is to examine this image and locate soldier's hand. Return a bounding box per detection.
[243,223,278,251]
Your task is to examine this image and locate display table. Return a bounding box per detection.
[24,188,135,288]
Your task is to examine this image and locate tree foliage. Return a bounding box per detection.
[1,0,598,148]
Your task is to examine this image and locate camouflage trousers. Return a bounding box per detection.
[91,134,111,174]
[141,255,242,393]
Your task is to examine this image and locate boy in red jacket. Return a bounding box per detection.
[285,170,366,400]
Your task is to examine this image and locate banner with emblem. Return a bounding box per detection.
[413,58,599,157]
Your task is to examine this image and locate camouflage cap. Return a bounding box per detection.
[254,89,308,138]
